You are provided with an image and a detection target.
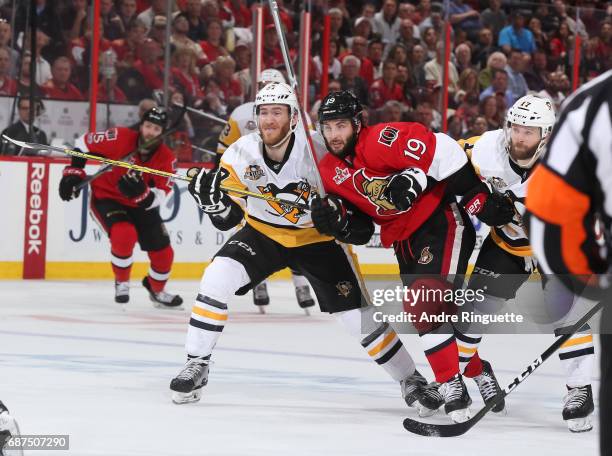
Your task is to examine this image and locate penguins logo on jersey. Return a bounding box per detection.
[336,281,353,297]
[257,181,311,224]
[352,169,404,216]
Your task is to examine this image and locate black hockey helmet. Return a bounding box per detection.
[141,106,168,130]
[318,90,363,127]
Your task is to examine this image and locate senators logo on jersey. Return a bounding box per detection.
[257,181,311,224]
[352,169,405,216]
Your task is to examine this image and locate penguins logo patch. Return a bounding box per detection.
[257,181,311,224]
[417,246,433,265]
[244,165,265,181]
[336,281,353,297]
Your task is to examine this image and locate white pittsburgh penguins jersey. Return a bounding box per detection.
[463,129,532,257]
[219,129,332,247]
[217,102,316,156]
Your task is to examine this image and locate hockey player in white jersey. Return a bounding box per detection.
[217,68,315,312]
[169,82,443,414]
[457,94,596,432]
[0,401,22,456]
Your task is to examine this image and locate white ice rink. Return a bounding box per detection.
[0,280,600,456]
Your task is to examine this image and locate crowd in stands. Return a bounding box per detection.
[0,0,610,160]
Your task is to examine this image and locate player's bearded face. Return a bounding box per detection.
[139,121,163,149]
[321,118,358,159]
[509,124,541,161]
[258,105,292,146]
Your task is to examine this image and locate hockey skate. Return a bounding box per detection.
[142,277,183,309]
[253,282,270,313]
[562,385,594,433]
[439,374,472,423]
[114,281,129,304]
[0,400,22,456]
[295,285,315,314]
[170,357,210,404]
[400,370,443,417]
[473,359,505,414]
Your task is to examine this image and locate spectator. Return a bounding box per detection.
[262,24,284,69]
[314,38,342,80]
[381,99,403,122]
[96,69,128,103]
[498,11,536,54]
[170,47,203,105]
[199,18,229,63]
[134,38,164,93]
[137,0,168,30]
[533,2,558,36]
[118,0,138,33]
[350,16,374,44]
[472,27,497,70]
[339,55,368,105]
[16,52,40,96]
[233,40,252,98]
[479,68,513,107]
[171,13,208,66]
[342,36,374,85]
[397,18,418,49]
[202,78,227,117]
[361,3,376,19]
[528,17,549,52]
[463,115,488,139]
[479,94,503,130]
[449,0,481,41]
[538,70,569,112]
[1,96,48,155]
[596,21,612,72]
[63,0,88,41]
[480,0,506,39]
[0,19,17,78]
[504,49,529,102]
[372,0,401,46]
[424,42,459,95]
[101,0,125,41]
[149,15,169,47]
[227,0,251,28]
[478,51,506,89]
[168,90,195,162]
[421,26,438,61]
[454,67,479,105]
[23,31,52,86]
[418,2,443,36]
[329,7,350,45]
[0,47,16,95]
[112,19,147,71]
[368,38,385,80]
[387,43,409,67]
[414,100,441,131]
[549,20,572,69]
[454,43,474,74]
[212,56,243,110]
[185,0,207,42]
[369,59,405,109]
[414,0,432,25]
[581,1,606,37]
[409,44,427,88]
[552,0,587,39]
[15,0,64,61]
[523,49,550,92]
[41,56,84,101]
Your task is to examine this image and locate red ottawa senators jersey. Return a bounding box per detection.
[74,127,176,207]
[318,122,467,247]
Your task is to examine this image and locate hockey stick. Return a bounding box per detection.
[2,135,310,210]
[267,0,327,197]
[172,102,228,125]
[403,299,605,437]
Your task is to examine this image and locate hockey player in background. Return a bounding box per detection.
[526,71,612,451]
[170,82,441,414]
[216,68,316,312]
[312,91,504,423]
[0,400,21,456]
[457,94,596,432]
[58,107,183,309]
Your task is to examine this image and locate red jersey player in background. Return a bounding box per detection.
[311,91,514,423]
[58,107,183,309]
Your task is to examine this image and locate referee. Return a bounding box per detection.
[526,70,612,454]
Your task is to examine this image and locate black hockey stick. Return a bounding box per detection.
[403,299,605,437]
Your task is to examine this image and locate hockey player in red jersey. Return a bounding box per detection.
[312,91,507,422]
[58,107,183,309]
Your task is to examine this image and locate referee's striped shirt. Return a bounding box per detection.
[526,69,612,279]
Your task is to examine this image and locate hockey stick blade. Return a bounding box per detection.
[403,299,605,437]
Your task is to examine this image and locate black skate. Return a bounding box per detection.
[142,277,183,309]
[400,370,443,417]
[562,385,594,433]
[170,357,210,404]
[0,400,21,454]
[295,285,315,314]
[439,374,472,423]
[253,282,270,312]
[473,359,505,413]
[114,281,129,304]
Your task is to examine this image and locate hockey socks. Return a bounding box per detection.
[147,245,174,293]
[109,222,137,282]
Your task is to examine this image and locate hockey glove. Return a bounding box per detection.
[460,185,515,226]
[310,195,349,237]
[118,171,154,207]
[59,167,86,201]
[188,167,231,214]
[383,168,427,211]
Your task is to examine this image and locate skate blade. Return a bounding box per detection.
[566,417,593,433]
[171,389,202,405]
[303,307,311,316]
[417,403,439,418]
[151,298,184,311]
[448,408,472,423]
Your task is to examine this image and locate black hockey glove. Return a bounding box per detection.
[383,168,426,211]
[59,167,86,201]
[460,185,515,226]
[310,195,349,237]
[118,171,154,207]
[188,167,231,214]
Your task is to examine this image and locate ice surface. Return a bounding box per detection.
[0,280,600,456]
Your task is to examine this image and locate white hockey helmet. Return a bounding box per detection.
[254,82,300,145]
[504,94,556,168]
[259,68,286,84]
